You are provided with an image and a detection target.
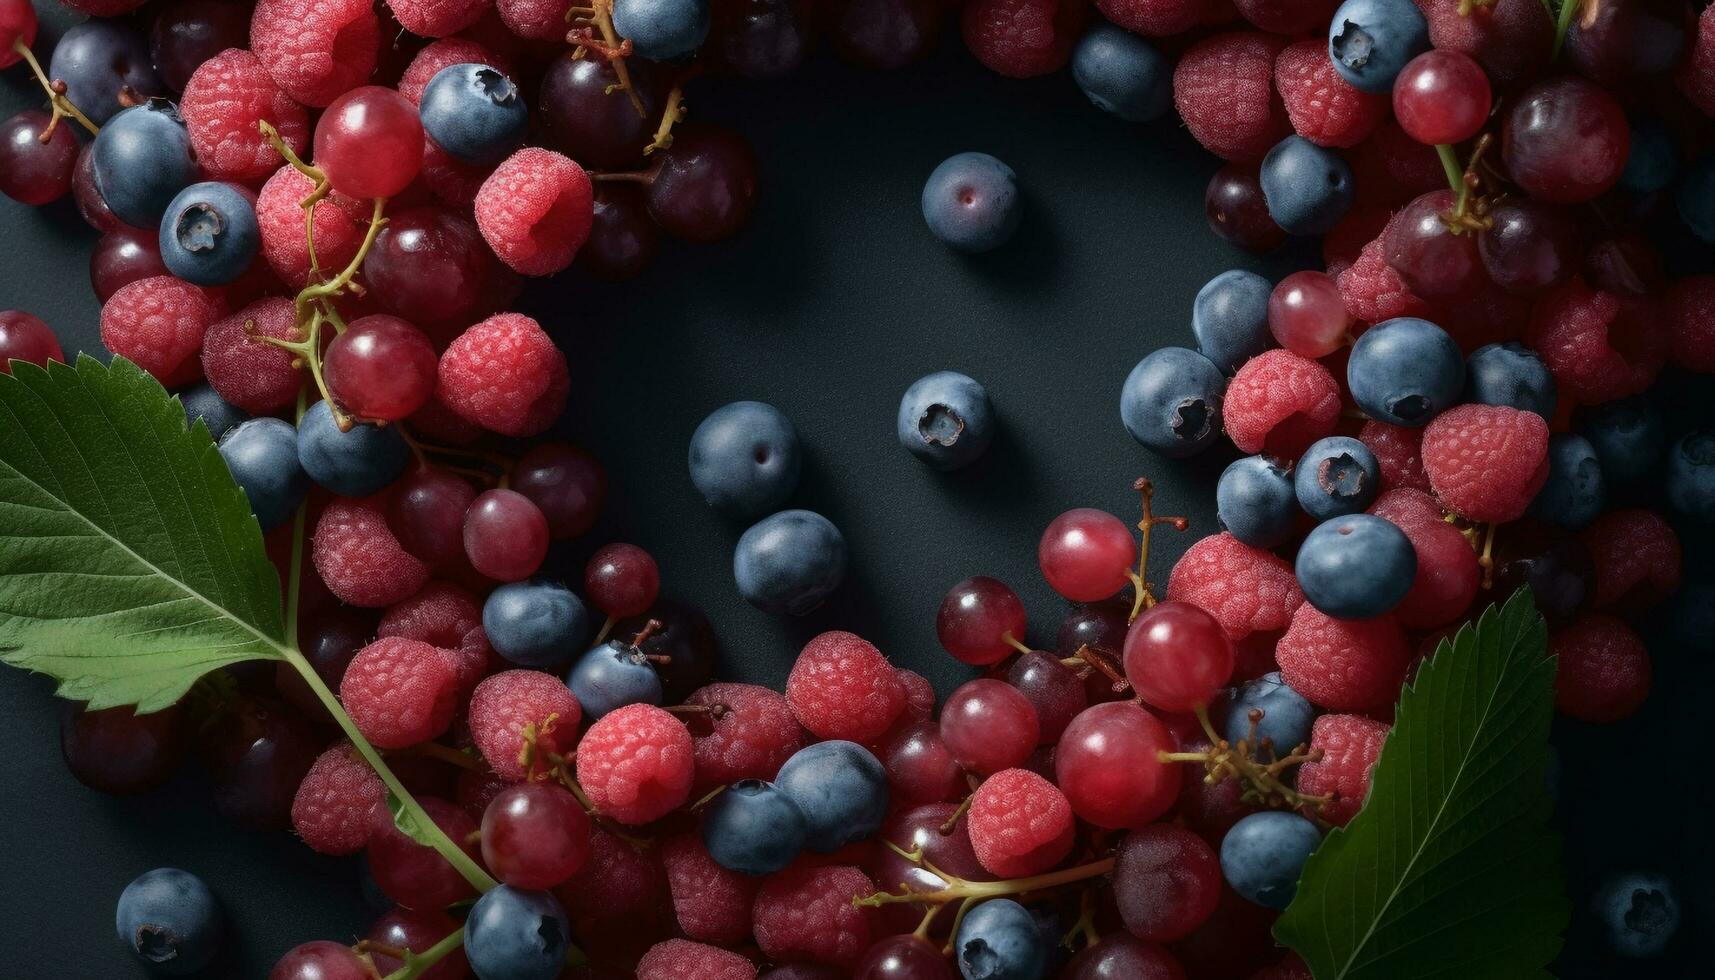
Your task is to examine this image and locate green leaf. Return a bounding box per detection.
[387,787,438,848]
[0,356,286,712]
[1275,590,1569,979]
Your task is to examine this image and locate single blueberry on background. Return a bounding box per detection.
[1220,811,1322,909]
[921,151,1021,253]
[419,64,529,165]
[1213,672,1315,751]
[1191,269,1273,374]
[1216,455,1298,549]
[567,639,664,717]
[179,383,248,442]
[701,779,808,876]
[114,868,223,975]
[1347,317,1465,426]
[896,370,995,471]
[1593,871,1681,958]
[611,0,711,61]
[733,509,847,615]
[773,740,888,852]
[1259,135,1354,235]
[48,20,163,125]
[295,399,410,497]
[218,418,308,531]
[483,579,591,668]
[687,400,801,520]
[1294,435,1381,521]
[1119,346,1225,458]
[1464,342,1556,420]
[1327,0,1430,93]
[91,100,199,228]
[159,182,260,286]
[1071,22,1171,123]
[1665,430,1715,522]
[1529,433,1605,529]
[1295,513,1417,618]
[955,898,1049,980]
[463,886,569,980]
[1576,395,1667,483]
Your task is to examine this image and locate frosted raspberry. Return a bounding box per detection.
[967,768,1075,878]
[1359,420,1431,493]
[1275,604,1410,711]
[1581,509,1682,611]
[1552,614,1649,723]
[1166,532,1303,642]
[752,865,877,967]
[684,682,804,788]
[637,940,756,980]
[1349,118,1445,209]
[960,0,1086,78]
[473,148,594,277]
[1173,32,1289,162]
[1414,0,1551,86]
[785,631,907,743]
[467,669,580,781]
[661,835,759,944]
[399,38,511,105]
[420,138,492,207]
[1097,0,1201,35]
[1526,280,1666,405]
[1338,236,1432,325]
[200,297,303,414]
[556,826,668,932]
[291,740,384,855]
[496,0,574,40]
[436,313,569,437]
[1421,404,1551,523]
[387,0,490,38]
[379,581,492,694]
[1223,349,1341,459]
[1295,713,1388,826]
[576,703,695,824]
[1369,489,1477,630]
[1675,4,1715,117]
[1665,275,1715,372]
[250,0,380,107]
[1234,0,1337,33]
[896,668,936,721]
[100,276,226,387]
[312,496,430,607]
[340,637,459,748]
[1274,39,1386,149]
[181,49,309,184]
[256,166,363,289]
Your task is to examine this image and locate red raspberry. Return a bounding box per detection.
[379,581,493,695]
[388,0,490,37]
[256,166,364,289]
[1173,32,1289,162]
[1275,604,1410,711]
[967,768,1075,878]
[1223,349,1342,459]
[1349,118,1445,209]
[1369,489,1477,630]
[1166,532,1303,642]
[340,636,459,748]
[785,631,907,743]
[1526,279,1666,405]
[752,864,877,967]
[1359,420,1431,493]
[1097,0,1201,35]
[100,276,226,387]
[1295,713,1389,826]
[896,668,936,721]
[399,38,511,105]
[1581,508,1682,611]
[1338,236,1432,325]
[495,0,574,40]
[556,826,669,933]
[961,0,1086,78]
[291,740,384,855]
[1664,275,1715,372]
[180,49,309,184]
[250,0,381,107]
[683,682,804,788]
[1273,39,1386,149]
[1235,0,1338,33]
[1414,0,1552,86]
[200,297,304,414]
[637,940,757,980]
[436,313,569,437]
[420,139,492,207]
[1421,404,1550,523]
[1551,614,1650,723]
[576,703,695,824]
[312,496,431,607]
[661,835,759,944]
[1675,4,1715,117]
[474,148,594,277]
[467,669,581,781]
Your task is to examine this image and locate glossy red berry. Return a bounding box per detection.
[939,678,1039,775]
[1054,702,1178,829]
[1268,270,1349,358]
[935,576,1027,665]
[324,314,438,421]
[0,109,78,205]
[585,543,661,619]
[1392,50,1491,146]
[0,310,63,373]
[480,782,592,889]
[1123,601,1234,712]
[313,86,424,199]
[1501,76,1629,204]
[463,489,549,582]
[1039,508,1137,602]
[511,442,606,539]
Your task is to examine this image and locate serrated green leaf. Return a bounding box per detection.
[1275,590,1568,979]
[388,787,438,848]
[0,356,286,712]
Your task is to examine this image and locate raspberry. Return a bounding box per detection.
[1664,275,1715,372]
[752,864,877,967]
[683,682,804,788]
[200,297,303,414]
[378,581,492,695]
[1338,236,1432,325]
[1421,404,1551,523]
[1274,39,1386,149]
[1359,420,1431,494]
[576,703,695,824]
[967,768,1075,878]
[1526,280,1666,405]
[250,0,381,107]
[1173,32,1289,162]
[637,940,757,980]
[467,669,581,781]
[1097,0,1201,35]
[495,0,574,40]
[179,49,310,186]
[1235,0,1337,33]
[387,0,490,38]
[312,496,431,607]
[556,826,668,932]
[1551,614,1650,723]
[473,148,594,277]
[1414,0,1552,86]
[398,38,511,105]
[1166,532,1303,642]
[1581,508,1682,611]
[290,740,384,855]
[785,631,907,743]
[1675,4,1715,117]
[1295,713,1388,826]
[960,0,1086,78]
[661,835,759,944]
[436,313,569,437]
[420,139,492,207]
[256,166,364,289]
[1223,349,1342,459]
[1275,604,1410,711]
[340,637,459,748]
[896,668,936,721]
[100,276,226,387]
[1369,488,1476,630]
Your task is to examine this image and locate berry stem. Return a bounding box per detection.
[567,0,647,117]
[854,855,1117,908]
[1127,477,1188,623]
[644,81,686,155]
[1436,143,1467,213]
[282,389,310,651]
[405,740,483,772]
[9,38,99,137]
[259,119,325,185]
[1552,0,1583,60]
[378,926,466,980]
[1001,631,1031,656]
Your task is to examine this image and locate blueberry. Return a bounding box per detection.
[49,20,163,125]
[1665,430,1715,522]
[483,579,592,668]
[921,151,1021,253]
[1191,269,1274,374]
[612,0,711,60]
[1259,135,1355,236]
[158,182,260,286]
[773,740,888,852]
[567,639,663,717]
[464,886,570,980]
[1295,514,1416,618]
[419,64,528,166]
[954,898,1048,980]
[1575,395,1666,482]
[1593,871,1680,958]
[1620,116,1677,194]
[1327,0,1430,94]
[218,418,308,531]
[295,399,410,497]
[1346,317,1465,426]
[1119,347,1226,458]
[688,400,801,519]
[179,383,248,442]
[114,868,223,975]
[1220,811,1321,909]
[1294,436,1381,521]
[1528,433,1605,529]
[1678,153,1715,244]
[1071,22,1170,123]
[1217,455,1298,549]
[1463,342,1556,420]
[897,370,995,471]
[733,509,847,615]
[701,779,808,876]
[92,100,198,228]
[1213,672,1315,751]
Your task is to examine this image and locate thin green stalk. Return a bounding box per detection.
[1552,0,1580,60]
[1437,143,1467,213]
[382,927,465,980]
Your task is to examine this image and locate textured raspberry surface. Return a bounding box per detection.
[1338,236,1432,325]
[1421,404,1551,523]
[291,740,384,854]
[1295,713,1389,826]
[250,0,380,107]
[379,581,492,695]
[1173,32,1288,162]
[420,139,492,207]
[1369,490,1477,630]
[1274,39,1385,149]
[1415,0,1552,85]
[201,297,303,414]
[474,148,594,276]
[684,682,804,788]
[399,38,511,104]
[1223,349,1341,458]
[1166,532,1303,641]
[556,826,668,930]
[467,669,580,781]
[1581,508,1682,610]
[181,49,309,183]
[312,496,431,607]
[1526,280,1666,404]
[661,835,759,944]
[967,768,1075,878]
[256,166,364,289]
[1097,0,1201,35]
[960,0,1085,78]
[495,0,573,40]
[1275,604,1410,711]
[1665,275,1715,372]
[1552,614,1651,723]
[637,940,757,980]
[100,277,226,387]
[1675,4,1715,117]
[1234,0,1337,33]
[752,864,876,967]
[1349,118,1445,209]
[575,703,695,824]
[340,637,459,748]
[1359,420,1431,493]
[436,313,569,437]
[895,668,936,721]
[785,630,907,742]
[387,0,490,37]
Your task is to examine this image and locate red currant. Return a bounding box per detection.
[313,86,424,199]
[463,489,549,582]
[324,314,438,421]
[1006,651,1087,743]
[91,227,170,303]
[1122,601,1233,713]
[584,542,660,619]
[363,907,468,980]
[1392,49,1492,146]
[268,941,370,980]
[1267,270,1349,358]
[935,575,1026,665]
[1205,161,1285,254]
[480,782,592,890]
[938,678,1038,775]
[364,206,503,329]
[1039,508,1137,602]
[1053,702,1178,829]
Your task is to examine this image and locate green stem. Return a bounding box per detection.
[1436,143,1468,215]
[1552,0,1579,60]
[381,927,465,980]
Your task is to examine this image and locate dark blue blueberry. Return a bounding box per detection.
[1666,430,1715,522]
[1295,514,1416,618]
[1327,0,1430,94]
[897,370,995,471]
[1259,135,1354,235]
[687,400,801,519]
[295,399,410,497]
[158,182,260,286]
[733,509,847,615]
[1620,116,1677,194]
[701,779,808,876]
[921,151,1021,253]
[114,868,223,975]
[91,100,198,228]
[419,64,529,166]
[1679,153,1715,244]
[955,898,1048,980]
[48,20,164,125]
[1220,811,1321,909]
[483,579,591,668]
[773,740,888,852]
[567,639,663,717]
[1071,22,1170,123]
[1191,269,1273,374]
[1213,672,1315,752]
[1216,455,1298,549]
[1463,342,1556,420]
[178,382,247,441]
[1528,433,1605,529]
[1575,395,1665,483]
[464,886,570,980]
[218,418,308,531]
[1593,871,1680,959]
[1294,436,1381,521]
[1346,317,1465,426]
[1119,346,1225,458]
[611,0,711,60]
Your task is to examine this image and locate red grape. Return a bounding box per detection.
[939,679,1038,774]
[1112,824,1222,942]
[711,0,814,79]
[1006,651,1087,743]
[324,314,438,421]
[275,606,374,721]
[367,796,480,909]
[935,575,1027,665]
[150,0,252,92]
[1392,50,1491,146]
[199,694,320,831]
[1064,933,1186,980]
[538,54,660,171]
[364,207,503,329]
[510,442,606,539]
[364,908,469,980]
[880,719,966,805]
[584,543,661,619]
[60,702,186,795]
[831,0,947,70]
[314,86,425,199]
[1384,190,1485,301]
[481,782,592,889]
[647,127,759,243]
[269,941,371,980]
[1478,201,1580,294]
[0,109,77,205]
[854,934,959,979]
[1122,601,1233,713]
[1205,161,1285,254]
[0,310,63,373]
[1267,270,1349,357]
[463,489,549,582]
[0,0,37,69]
[1501,76,1629,204]
[388,467,477,568]
[578,184,660,281]
[72,143,122,232]
[1053,702,1178,829]
[91,226,171,303]
[868,803,991,939]
[1039,508,1137,602]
